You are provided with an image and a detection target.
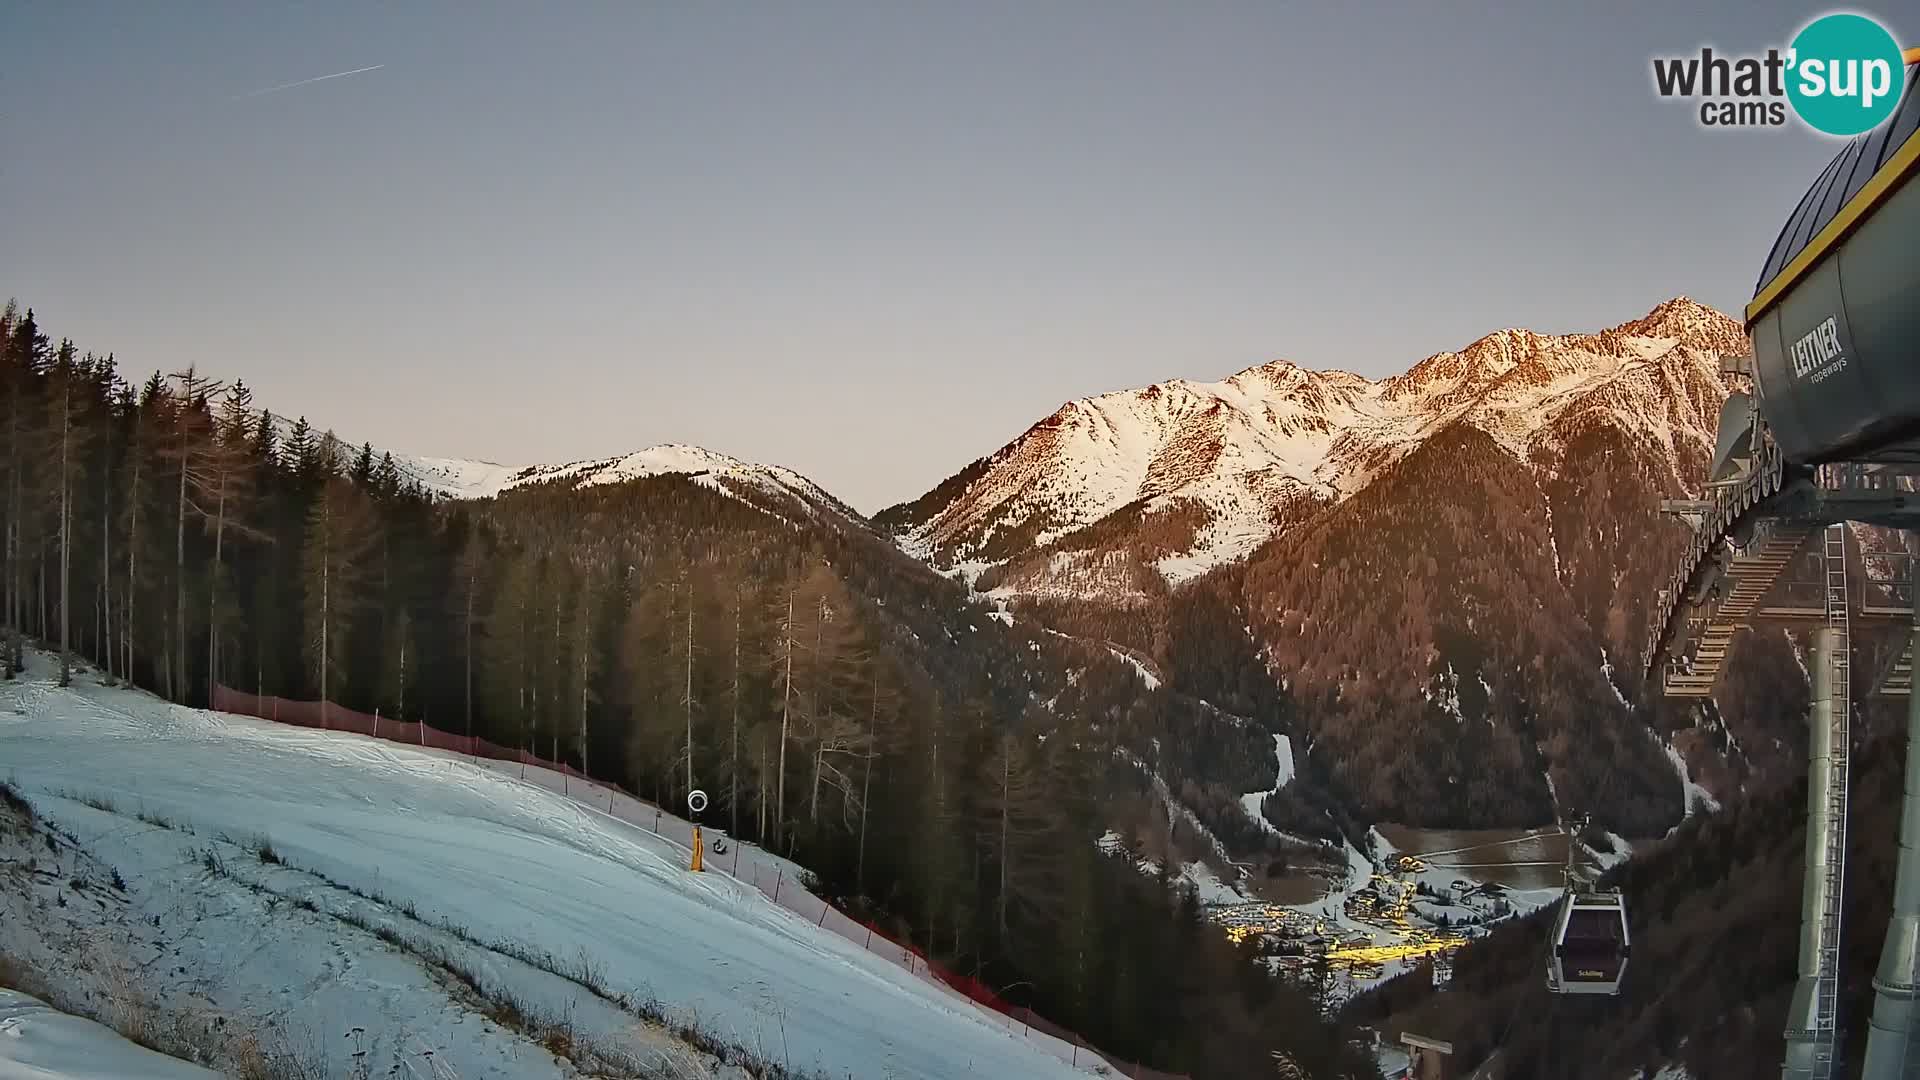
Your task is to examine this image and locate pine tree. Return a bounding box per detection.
[203,381,262,702]
[3,308,50,676]
[44,341,90,686]
[379,606,415,719]
[284,417,319,488]
[623,573,683,797]
[454,530,487,739]
[681,578,697,802]
[804,575,866,829]
[729,583,744,838]
[373,452,401,499]
[568,563,599,775]
[160,367,221,701]
[981,729,1052,941]
[772,583,799,845]
[246,408,283,698]
[302,439,376,720]
[486,550,538,752]
[96,362,126,683]
[120,373,169,686]
[856,658,899,895]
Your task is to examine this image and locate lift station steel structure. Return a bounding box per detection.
[1645,64,1919,1080]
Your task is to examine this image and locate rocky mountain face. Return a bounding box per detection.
[888,298,1803,835]
[883,297,1746,602]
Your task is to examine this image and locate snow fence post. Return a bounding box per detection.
[373,708,379,739]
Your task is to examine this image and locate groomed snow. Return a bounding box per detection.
[0,990,221,1080]
[1108,647,1161,691]
[0,659,1094,1080]
[1664,740,1722,817]
[1238,734,1294,836]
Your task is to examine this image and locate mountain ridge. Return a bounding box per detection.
[268,415,860,529]
[883,296,1744,601]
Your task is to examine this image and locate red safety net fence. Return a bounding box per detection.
[211,686,1187,1080]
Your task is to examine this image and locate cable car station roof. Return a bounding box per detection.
[1748,57,1920,328]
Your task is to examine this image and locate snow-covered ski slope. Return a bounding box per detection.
[0,990,220,1079]
[0,660,1093,1080]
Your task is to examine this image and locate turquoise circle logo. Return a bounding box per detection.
[1786,13,1907,136]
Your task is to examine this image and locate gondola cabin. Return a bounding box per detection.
[1547,891,1630,996]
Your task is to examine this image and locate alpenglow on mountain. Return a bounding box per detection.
[877,297,1747,604]
[334,441,861,527]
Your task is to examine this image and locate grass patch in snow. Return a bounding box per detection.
[0,797,322,1079]
[135,807,193,834]
[0,777,33,824]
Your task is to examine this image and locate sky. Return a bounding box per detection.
[4,2,1894,511]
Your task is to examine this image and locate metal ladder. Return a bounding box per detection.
[1815,521,1854,1079]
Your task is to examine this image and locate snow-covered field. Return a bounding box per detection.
[0,655,1094,1080]
[0,989,221,1079]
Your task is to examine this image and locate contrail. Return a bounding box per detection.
[234,64,384,100]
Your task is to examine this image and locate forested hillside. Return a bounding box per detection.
[1349,696,1914,1079]
[0,301,1375,1079]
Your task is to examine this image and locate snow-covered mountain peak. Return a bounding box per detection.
[499,443,857,520]
[1612,295,1747,354]
[264,412,853,525]
[888,298,1746,599]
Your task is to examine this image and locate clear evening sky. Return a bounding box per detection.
[5,2,1890,511]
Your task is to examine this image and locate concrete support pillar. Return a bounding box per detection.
[1862,627,1920,1079]
[1784,627,1838,1080]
